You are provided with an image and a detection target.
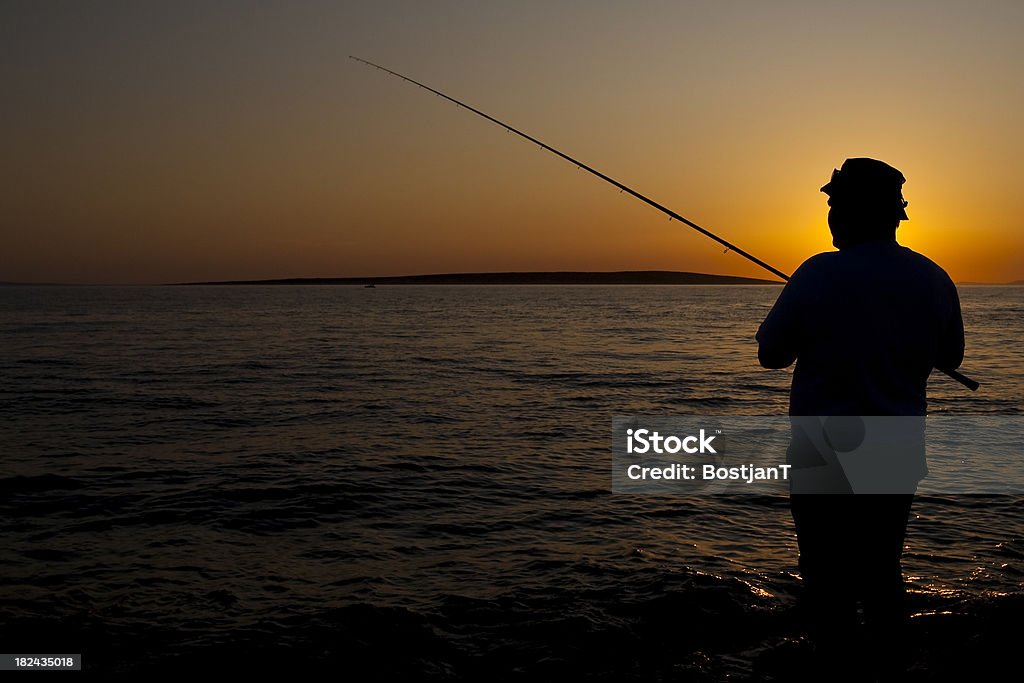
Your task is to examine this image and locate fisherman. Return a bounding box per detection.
[756,158,965,679]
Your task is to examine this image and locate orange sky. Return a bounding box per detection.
[2,1,1022,284]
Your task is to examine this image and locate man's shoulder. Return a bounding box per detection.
[789,251,839,280]
[893,245,957,284]
[800,251,838,267]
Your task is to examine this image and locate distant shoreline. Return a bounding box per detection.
[172,271,783,286]
[959,280,1024,286]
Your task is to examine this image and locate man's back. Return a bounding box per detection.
[757,240,964,416]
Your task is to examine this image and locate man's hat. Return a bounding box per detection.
[820,157,909,221]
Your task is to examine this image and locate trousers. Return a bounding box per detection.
[789,493,915,670]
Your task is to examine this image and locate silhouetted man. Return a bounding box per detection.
[755,158,965,680]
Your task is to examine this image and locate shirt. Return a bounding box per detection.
[756,240,964,417]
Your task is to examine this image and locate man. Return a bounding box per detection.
[756,158,965,678]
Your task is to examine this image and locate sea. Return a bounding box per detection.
[1,284,1022,680]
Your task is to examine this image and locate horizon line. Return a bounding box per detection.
[2,270,1021,287]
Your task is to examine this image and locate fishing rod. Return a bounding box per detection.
[350,56,979,392]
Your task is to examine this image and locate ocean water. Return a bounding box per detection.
[1,284,1022,679]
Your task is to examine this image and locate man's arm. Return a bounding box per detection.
[935,282,965,371]
[756,280,802,369]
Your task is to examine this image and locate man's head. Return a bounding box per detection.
[821,158,909,249]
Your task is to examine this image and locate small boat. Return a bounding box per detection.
[364,283,376,288]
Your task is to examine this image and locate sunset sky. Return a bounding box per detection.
[2,1,1022,284]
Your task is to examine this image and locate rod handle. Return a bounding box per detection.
[940,367,980,391]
